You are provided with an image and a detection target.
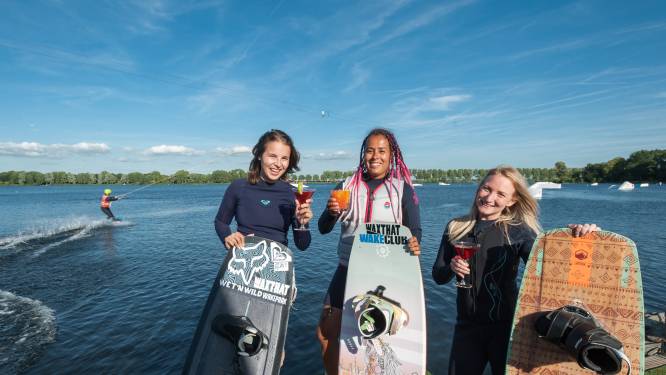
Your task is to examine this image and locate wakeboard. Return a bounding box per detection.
[506,229,644,374]
[338,223,426,374]
[183,236,296,375]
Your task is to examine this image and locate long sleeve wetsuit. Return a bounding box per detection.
[432,220,536,375]
[100,195,119,219]
[214,178,311,251]
[318,179,422,241]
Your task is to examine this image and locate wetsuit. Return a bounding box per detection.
[432,220,536,375]
[318,177,421,308]
[100,195,119,220]
[214,178,311,250]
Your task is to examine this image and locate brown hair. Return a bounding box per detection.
[247,129,300,184]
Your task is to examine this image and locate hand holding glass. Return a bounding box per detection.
[293,188,315,231]
[452,241,480,288]
[331,189,351,211]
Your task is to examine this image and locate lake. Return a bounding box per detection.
[1,183,663,374]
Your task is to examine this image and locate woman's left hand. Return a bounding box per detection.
[568,223,600,237]
[407,236,420,256]
[296,198,313,225]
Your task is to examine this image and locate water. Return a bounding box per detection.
[0,184,663,374]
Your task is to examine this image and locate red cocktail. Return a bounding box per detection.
[293,188,315,231]
[295,189,314,205]
[452,241,480,288]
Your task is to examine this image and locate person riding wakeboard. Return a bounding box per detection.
[100,188,121,221]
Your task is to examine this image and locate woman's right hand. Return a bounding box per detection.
[450,256,470,279]
[224,232,245,250]
[327,196,341,216]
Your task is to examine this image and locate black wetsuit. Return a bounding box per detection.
[100,196,119,219]
[432,220,536,375]
[318,178,421,308]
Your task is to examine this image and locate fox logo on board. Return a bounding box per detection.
[227,240,270,285]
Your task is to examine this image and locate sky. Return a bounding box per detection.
[0,0,665,175]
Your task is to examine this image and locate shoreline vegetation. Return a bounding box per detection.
[1,149,664,186]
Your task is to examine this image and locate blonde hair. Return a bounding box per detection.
[448,165,541,242]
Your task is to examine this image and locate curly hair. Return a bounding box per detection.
[342,128,418,224]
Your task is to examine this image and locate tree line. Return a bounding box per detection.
[1,149,663,185]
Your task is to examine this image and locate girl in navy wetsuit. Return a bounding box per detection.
[432,165,598,375]
[317,128,422,375]
[214,129,313,251]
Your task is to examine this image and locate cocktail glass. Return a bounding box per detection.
[452,240,480,288]
[331,189,351,211]
[293,188,315,231]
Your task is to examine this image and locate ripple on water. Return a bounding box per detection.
[0,290,56,374]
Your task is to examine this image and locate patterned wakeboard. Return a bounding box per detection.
[339,223,427,375]
[506,229,644,374]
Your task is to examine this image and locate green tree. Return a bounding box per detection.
[210,170,229,183]
[125,172,142,184]
[172,170,191,184]
[554,161,569,183]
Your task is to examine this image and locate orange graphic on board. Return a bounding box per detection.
[568,237,594,286]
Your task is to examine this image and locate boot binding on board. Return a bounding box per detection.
[535,305,631,374]
[354,286,409,339]
[211,314,269,357]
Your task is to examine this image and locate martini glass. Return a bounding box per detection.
[293,188,315,231]
[452,240,480,288]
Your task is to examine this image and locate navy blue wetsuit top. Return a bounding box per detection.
[214,178,311,250]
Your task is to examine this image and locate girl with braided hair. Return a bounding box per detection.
[316,128,421,374]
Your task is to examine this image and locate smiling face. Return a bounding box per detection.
[476,174,517,220]
[260,141,291,182]
[364,134,391,179]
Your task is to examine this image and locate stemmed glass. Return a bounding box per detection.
[452,240,480,288]
[293,187,315,231]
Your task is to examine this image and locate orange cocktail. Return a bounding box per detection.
[331,189,351,210]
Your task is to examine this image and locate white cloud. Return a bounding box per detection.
[272,0,410,79]
[392,91,473,118]
[506,39,589,61]
[187,81,250,114]
[0,141,110,157]
[215,145,252,156]
[388,111,502,129]
[365,0,476,50]
[143,144,202,156]
[307,151,352,160]
[426,95,472,111]
[70,142,111,153]
[343,63,371,93]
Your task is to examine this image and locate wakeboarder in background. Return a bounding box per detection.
[100,188,121,221]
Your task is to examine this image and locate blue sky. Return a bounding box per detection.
[0,0,664,174]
